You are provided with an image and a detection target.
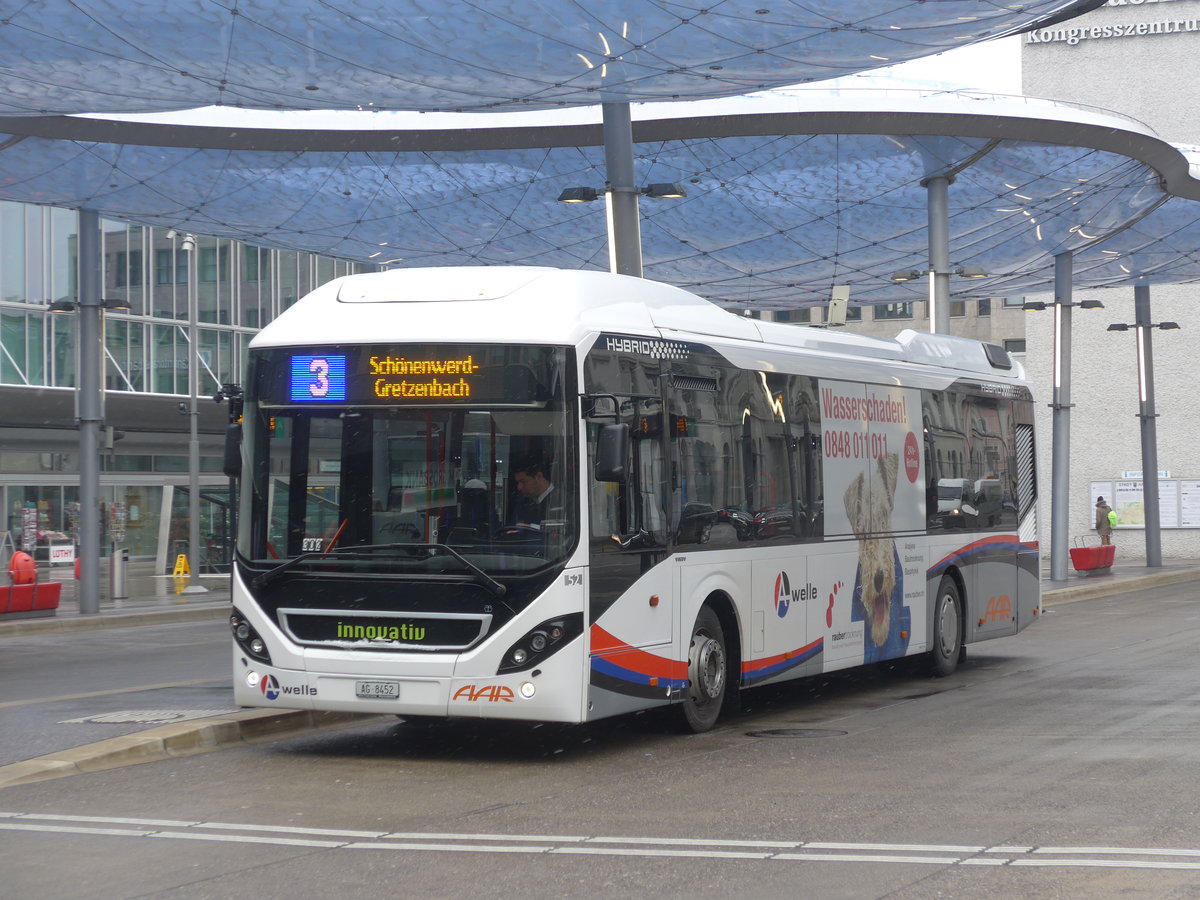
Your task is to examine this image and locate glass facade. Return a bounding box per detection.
[0,202,364,568]
[0,206,362,394]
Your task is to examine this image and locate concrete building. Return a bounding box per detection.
[1022,0,1200,561]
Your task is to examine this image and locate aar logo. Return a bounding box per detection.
[259,674,281,701]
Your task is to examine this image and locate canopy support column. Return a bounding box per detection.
[602,102,642,278]
[926,174,952,334]
[77,208,103,615]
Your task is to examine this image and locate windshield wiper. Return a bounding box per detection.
[250,542,506,597]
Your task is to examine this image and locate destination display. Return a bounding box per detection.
[255,344,563,407]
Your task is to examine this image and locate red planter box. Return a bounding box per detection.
[1069,544,1116,572]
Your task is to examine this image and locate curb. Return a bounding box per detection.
[0,708,386,790]
[0,602,231,637]
[1041,567,1200,606]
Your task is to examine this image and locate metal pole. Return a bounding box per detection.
[1134,285,1163,567]
[926,175,951,334]
[183,234,208,593]
[77,209,102,615]
[601,102,642,278]
[1049,252,1073,583]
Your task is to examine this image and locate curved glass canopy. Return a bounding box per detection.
[0,92,1195,309]
[0,1,1099,115]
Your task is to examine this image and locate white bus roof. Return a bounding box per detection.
[250,266,1024,384]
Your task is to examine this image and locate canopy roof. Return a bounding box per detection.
[0,0,1099,115]
[6,0,1197,309]
[3,91,1199,309]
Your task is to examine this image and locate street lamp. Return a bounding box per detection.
[556,181,687,276]
[47,286,132,614]
[167,229,208,595]
[1106,298,1180,568]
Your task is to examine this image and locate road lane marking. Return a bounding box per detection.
[554,847,774,859]
[0,678,224,709]
[5,813,1200,873]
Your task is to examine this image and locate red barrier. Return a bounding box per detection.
[6,583,36,612]
[33,582,62,610]
[2,552,64,616]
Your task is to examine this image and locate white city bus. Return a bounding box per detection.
[228,267,1039,732]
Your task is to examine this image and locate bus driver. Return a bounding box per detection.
[511,458,555,526]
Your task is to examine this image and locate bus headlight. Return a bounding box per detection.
[231,609,272,665]
[498,613,583,674]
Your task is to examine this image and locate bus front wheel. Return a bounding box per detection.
[928,576,963,677]
[679,606,727,733]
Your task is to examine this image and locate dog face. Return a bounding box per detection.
[843,453,900,648]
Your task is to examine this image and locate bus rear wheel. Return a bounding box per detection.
[679,606,727,733]
[928,576,963,677]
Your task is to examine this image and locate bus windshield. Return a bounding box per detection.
[237,343,577,577]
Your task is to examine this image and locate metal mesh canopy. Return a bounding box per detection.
[0,0,1098,115]
[1,92,1197,308]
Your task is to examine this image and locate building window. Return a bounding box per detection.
[1003,296,1025,308]
[949,300,966,318]
[1003,338,1026,354]
[977,298,991,317]
[845,306,862,321]
[773,309,812,324]
[199,246,227,283]
[155,249,187,285]
[244,246,262,282]
[873,302,913,320]
[114,251,143,288]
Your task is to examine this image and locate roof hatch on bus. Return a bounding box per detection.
[337,267,551,304]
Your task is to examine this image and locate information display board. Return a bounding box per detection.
[1090,479,1198,529]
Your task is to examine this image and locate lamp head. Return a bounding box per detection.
[642,183,686,199]
[557,186,599,203]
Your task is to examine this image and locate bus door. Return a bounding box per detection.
[588,393,672,646]
[966,396,1020,641]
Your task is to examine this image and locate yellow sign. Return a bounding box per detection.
[173,554,190,576]
[369,354,480,400]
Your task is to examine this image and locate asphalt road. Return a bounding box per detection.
[4,582,1200,898]
[1,620,234,764]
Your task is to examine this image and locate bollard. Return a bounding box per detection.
[109,547,129,600]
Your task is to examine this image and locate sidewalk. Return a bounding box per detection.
[0,559,231,637]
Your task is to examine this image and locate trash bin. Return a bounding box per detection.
[109,547,129,600]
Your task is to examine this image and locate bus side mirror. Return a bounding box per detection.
[223,422,242,479]
[594,423,630,483]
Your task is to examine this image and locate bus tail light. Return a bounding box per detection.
[498,613,583,674]
[231,609,272,665]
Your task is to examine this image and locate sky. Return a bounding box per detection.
[864,35,1022,94]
